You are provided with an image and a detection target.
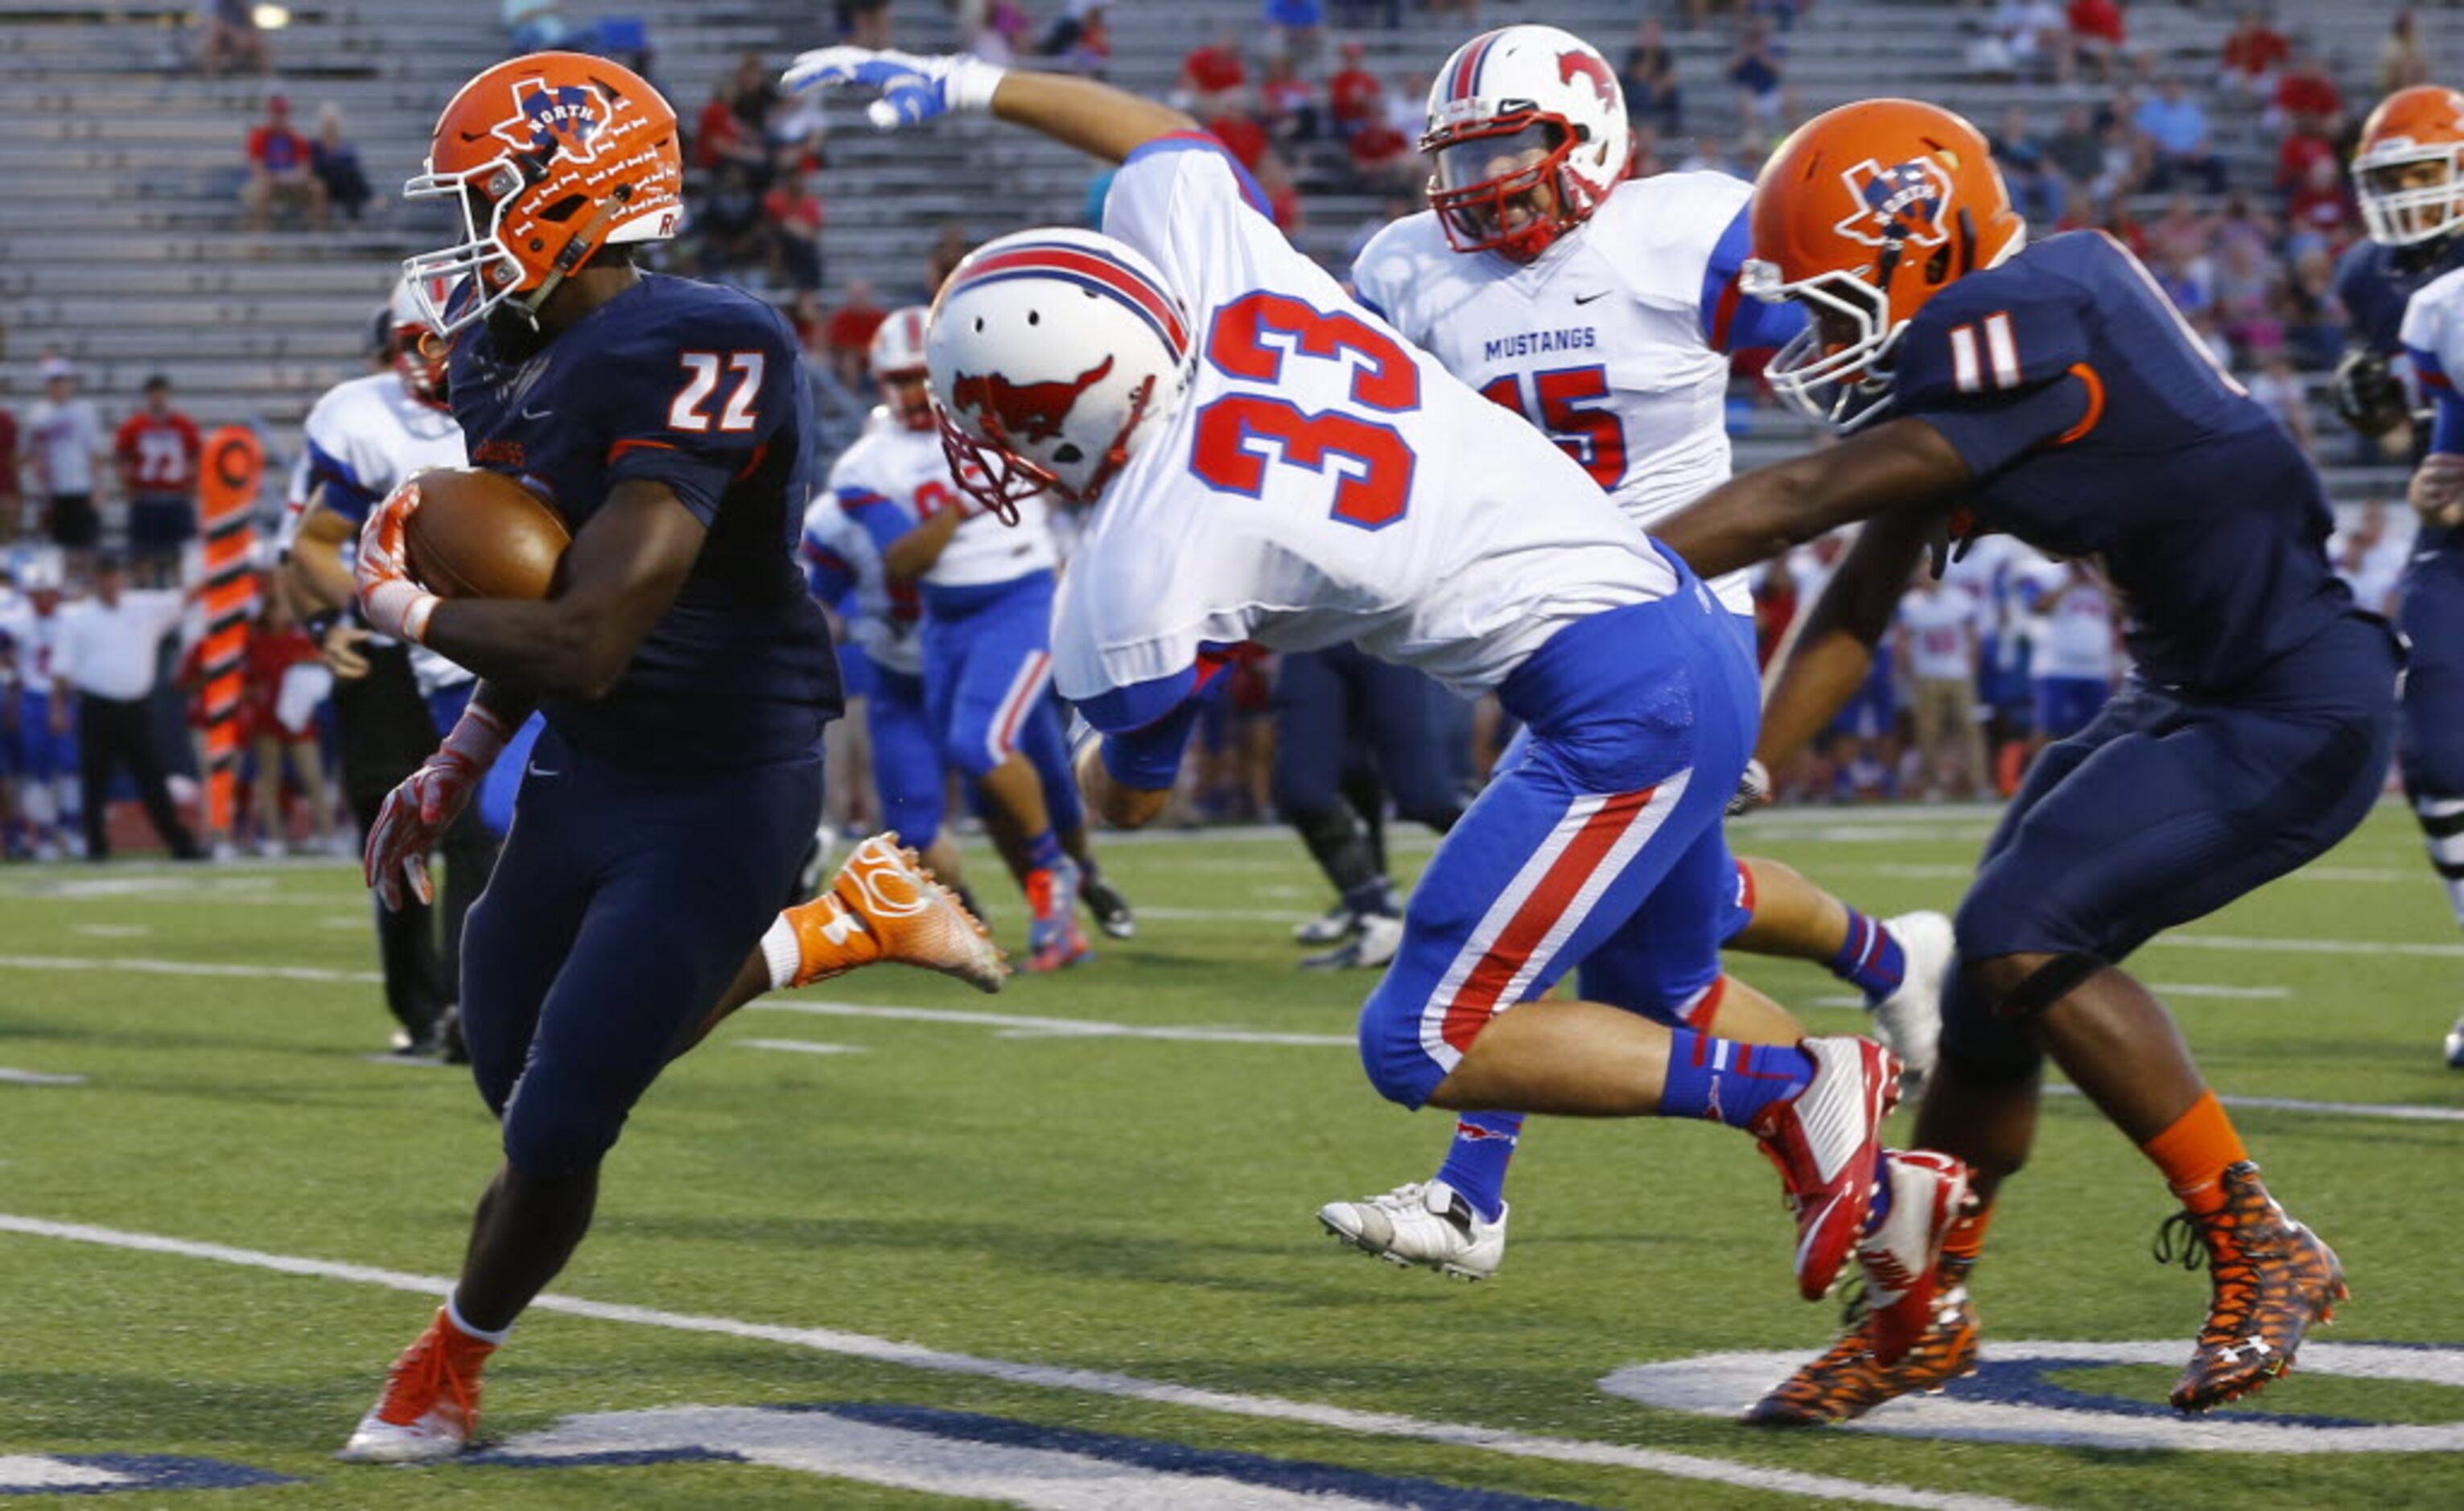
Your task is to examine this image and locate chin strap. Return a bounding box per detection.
[517,182,639,323]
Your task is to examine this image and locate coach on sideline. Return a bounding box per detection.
[56,554,204,862]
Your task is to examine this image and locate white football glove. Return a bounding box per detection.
[781,47,1006,130]
[2411,451,2464,529]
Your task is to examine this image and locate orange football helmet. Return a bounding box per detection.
[1744,98,2027,428]
[2355,84,2464,250]
[402,51,685,335]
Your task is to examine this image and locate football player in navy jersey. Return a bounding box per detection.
[336,54,1000,1464]
[1654,100,2400,1422]
[2342,86,2464,1068]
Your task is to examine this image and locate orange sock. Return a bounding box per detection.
[2140,1091,2248,1216]
[1943,1197,1995,1265]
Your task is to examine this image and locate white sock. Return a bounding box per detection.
[444,1291,512,1346]
[760,914,804,992]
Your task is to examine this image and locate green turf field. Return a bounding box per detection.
[2,802,2458,1509]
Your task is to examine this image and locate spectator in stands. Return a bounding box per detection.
[694,80,768,179]
[311,104,375,224]
[2003,142,2066,224]
[2270,47,2343,135]
[1385,72,1430,138]
[826,280,888,394]
[1973,0,2066,81]
[57,556,201,863]
[1333,0,1399,28]
[1175,30,1250,116]
[1344,109,1419,193]
[959,0,1032,63]
[2136,76,2226,194]
[2285,152,2355,255]
[24,358,106,562]
[1210,100,1271,172]
[788,289,828,354]
[2381,10,2431,95]
[1728,17,1788,135]
[694,163,769,278]
[766,96,830,182]
[1040,0,1110,75]
[1254,150,1304,234]
[2066,0,2127,84]
[1621,18,1683,135]
[728,51,780,140]
[2275,112,2338,204]
[0,396,20,545]
[2043,102,2104,189]
[113,377,202,587]
[1325,42,1384,140]
[1992,104,2043,160]
[2146,191,2215,270]
[505,0,585,52]
[198,0,268,78]
[2283,245,2342,370]
[242,96,328,233]
[764,171,826,291]
[1259,54,1319,145]
[1264,0,1325,69]
[240,587,336,857]
[2218,9,2288,99]
[2246,347,2317,456]
[835,0,894,50]
[926,222,974,292]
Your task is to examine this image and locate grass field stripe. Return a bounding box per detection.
[754,999,1355,1047]
[2044,1085,2464,1123]
[0,1068,87,1085]
[0,1213,2038,1511]
[0,953,382,983]
[2155,934,2464,959]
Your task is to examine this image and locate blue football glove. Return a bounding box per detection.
[781,46,1007,130]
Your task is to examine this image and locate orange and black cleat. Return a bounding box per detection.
[1743,1254,1980,1427]
[778,834,1007,993]
[2160,1160,2347,1413]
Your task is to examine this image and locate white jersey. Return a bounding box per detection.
[1352,172,1766,616]
[6,605,66,693]
[297,372,472,694]
[1058,141,1676,710]
[2401,266,2464,402]
[828,408,1059,595]
[1897,583,1978,681]
[2023,564,2119,681]
[800,490,922,679]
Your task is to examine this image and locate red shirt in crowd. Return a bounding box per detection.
[764,186,824,238]
[0,410,17,497]
[695,95,746,171]
[2275,66,2343,122]
[1209,109,1269,170]
[1328,64,1383,131]
[827,303,886,360]
[245,626,321,739]
[2276,130,2338,193]
[248,125,310,172]
[1182,43,1246,97]
[113,409,202,500]
[2222,23,2289,80]
[2066,0,2124,47]
[1347,118,1411,175]
[2287,179,2355,242]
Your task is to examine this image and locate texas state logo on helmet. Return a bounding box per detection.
[926,227,1191,521]
[402,51,685,335]
[2355,84,2464,249]
[1744,98,2025,429]
[1421,24,1634,262]
[869,306,935,432]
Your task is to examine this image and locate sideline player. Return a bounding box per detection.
[336,53,1001,1464]
[0,555,77,858]
[2341,84,2464,1067]
[789,47,1959,1352]
[285,278,492,1057]
[828,306,1132,967]
[1322,24,1952,1281]
[1650,98,2396,1418]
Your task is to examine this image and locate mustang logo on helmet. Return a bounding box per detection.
[492,78,610,164]
[1556,50,1617,110]
[1833,157,1954,249]
[950,357,1115,444]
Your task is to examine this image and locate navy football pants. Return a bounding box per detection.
[460,731,824,1178]
[2397,546,2464,919]
[1272,643,1464,834]
[1945,613,2400,1079]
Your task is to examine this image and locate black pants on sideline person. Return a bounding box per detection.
[76,692,201,861]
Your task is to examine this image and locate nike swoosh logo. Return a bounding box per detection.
[521,406,554,420]
[529,766,562,776]
[1572,290,1610,305]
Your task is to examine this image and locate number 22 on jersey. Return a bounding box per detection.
[1185,293,1419,531]
[669,352,767,433]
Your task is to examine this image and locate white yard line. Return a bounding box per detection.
[753,1000,1354,1048]
[2044,1085,2464,1123]
[0,1213,2035,1511]
[0,1068,86,1086]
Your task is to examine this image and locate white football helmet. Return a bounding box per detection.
[927,228,1192,521]
[1423,25,1633,262]
[869,305,934,432]
[388,274,453,407]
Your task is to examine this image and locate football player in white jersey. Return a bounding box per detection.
[823,309,1133,969]
[788,48,1963,1330]
[1329,25,1951,1278]
[0,553,78,858]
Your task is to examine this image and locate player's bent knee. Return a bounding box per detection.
[1966,950,2106,1020]
[501,1082,632,1180]
[1355,985,1444,1110]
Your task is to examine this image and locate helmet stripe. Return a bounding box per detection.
[950,244,1189,356]
[1450,32,1498,102]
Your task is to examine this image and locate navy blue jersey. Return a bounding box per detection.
[448,274,839,769]
[1893,231,2354,693]
[2334,235,2464,357]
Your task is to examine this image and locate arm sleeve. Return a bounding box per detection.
[1076,647,1250,791]
[1891,290,2094,478]
[300,390,384,525]
[1103,133,1300,321]
[603,304,801,527]
[1700,200,1807,354]
[837,492,913,555]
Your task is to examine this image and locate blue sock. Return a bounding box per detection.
[1831,908,1906,1002]
[1659,1031,1815,1130]
[1024,829,1064,873]
[1433,1113,1523,1221]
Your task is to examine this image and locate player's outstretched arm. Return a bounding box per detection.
[1753,501,1939,768]
[782,47,1195,163]
[1654,416,1974,582]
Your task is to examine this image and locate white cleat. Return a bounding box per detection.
[2445,1011,2464,1070]
[1872,911,1950,1088]
[1316,1180,1506,1281]
[1294,905,1357,945]
[1301,912,1403,971]
[338,1403,473,1464]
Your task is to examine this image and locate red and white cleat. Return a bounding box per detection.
[1751,1035,1902,1301]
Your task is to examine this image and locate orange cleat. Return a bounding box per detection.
[776,834,1007,994]
[1744,1254,1982,1427]
[337,1308,494,1463]
[2161,1161,2347,1413]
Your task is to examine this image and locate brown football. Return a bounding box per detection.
[402,468,570,601]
